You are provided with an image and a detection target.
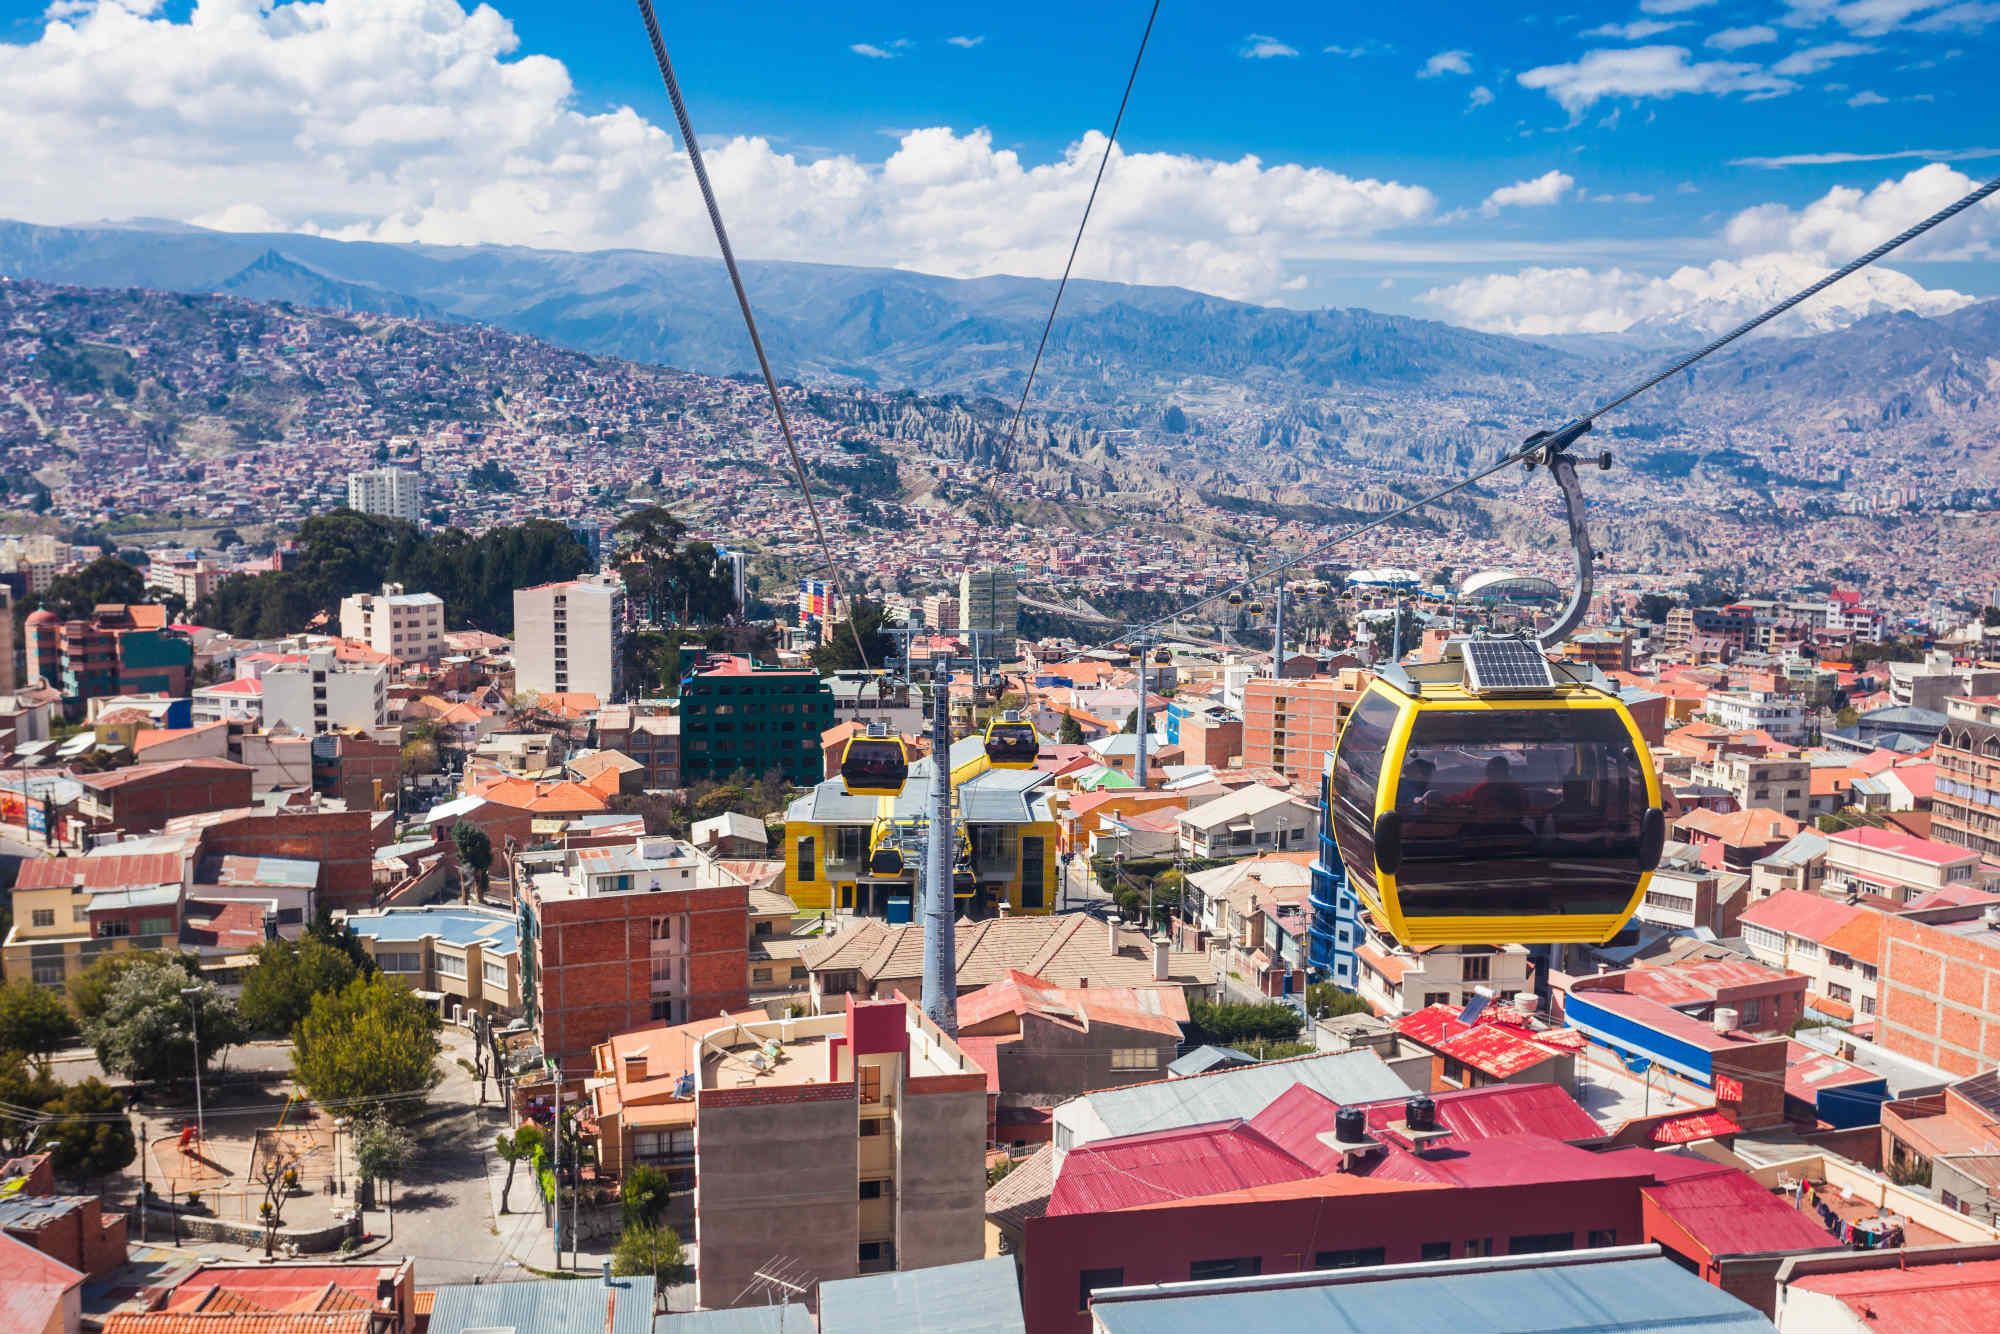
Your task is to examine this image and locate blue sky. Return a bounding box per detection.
[3,0,1996,331]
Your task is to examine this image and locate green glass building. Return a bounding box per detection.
[678,654,834,786]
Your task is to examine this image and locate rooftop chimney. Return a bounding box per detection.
[1108,915,1119,956]
[1153,935,1170,982]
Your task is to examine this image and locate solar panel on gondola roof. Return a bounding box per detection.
[1462,639,1556,692]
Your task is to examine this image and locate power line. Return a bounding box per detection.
[1081,168,2000,655]
[997,0,1163,474]
[631,0,871,671]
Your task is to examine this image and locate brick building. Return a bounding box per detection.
[174,808,389,914]
[1878,907,2000,1076]
[0,1154,127,1280]
[74,759,254,836]
[23,604,192,715]
[1240,674,1363,791]
[515,836,750,1071]
[310,729,402,812]
[1933,694,2000,860]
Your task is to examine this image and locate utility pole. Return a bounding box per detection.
[921,653,958,1037]
[1272,582,1285,678]
[179,988,205,1149]
[1134,647,1148,791]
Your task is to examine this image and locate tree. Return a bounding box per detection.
[211,528,244,551]
[452,821,494,897]
[1058,714,1084,746]
[306,907,378,979]
[495,1122,544,1214]
[353,1117,416,1219]
[238,937,361,1037]
[808,598,894,673]
[68,950,197,1024]
[401,738,440,776]
[39,1077,135,1180]
[293,976,442,1119]
[614,505,688,624]
[0,1053,62,1157]
[31,556,146,621]
[612,1221,686,1285]
[1635,592,1677,625]
[0,980,77,1055]
[1186,1000,1304,1047]
[85,960,246,1085]
[1304,983,1373,1021]
[621,1163,671,1230]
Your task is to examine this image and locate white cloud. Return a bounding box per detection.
[1705,24,1779,48]
[1418,252,1973,336]
[1771,40,1874,74]
[1480,170,1574,216]
[1517,45,1793,113]
[1583,19,1686,38]
[1584,190,1657,203]
[1721,162,2000,262]
[0,0,1443,306]
[946,35,985,48]
[1240,33,1299,59]
[1324,41,1389,56]
[1732,146,2000,167]
[1912,2,2000,29]
[1847,88,1890,104]
[1640,0,1719,11]
[1419,49,1473,77]
[1467,84,1494,108]
[851,42,895,59]
[1782,0,1998,34]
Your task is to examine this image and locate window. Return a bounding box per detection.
[1588,1229,1618,1248]
[1110,1048,1160,1070]
[30,909,54,928]
[137,916,173,937]
[1021,836,1046,909]
[753,920,774,937]
[650,999,675,1021]
[484,961,508,987]
[1827,983,1852,1003]
[1423,992,1452,1008]
[31,960,65,986]
[1190,1257,1262,1281]
[1462,955,1491,982]
[1862,994,1877,1016]
[1078,1268,1124,1311]
[859,1179,886,1200]
[1313,1249,1383,1270]
[1420,1242,1452,1262]
[797,837,816,882]
[857,1064,883,1104]
[650,916,677,942]
[379,951,421,973]
[790,965,807,981]
[1738,999,1761,1027]
[1464,1238,1493,1258]
[436,953,466,978]
[1508,1232,1575,1255]
[858,1241,895,1267]
[96,920,131,939]
[859,1117,886,1138]
[752,968,773,984]
[1443,1058,1467,1086]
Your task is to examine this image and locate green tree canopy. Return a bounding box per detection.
[39,1077,136,1180]
[621,1163,672,1230]
[452,821,494,894]
[1058,714,1084,745]
[612,1222,686,1285]
[808,598,894,673]
[30,556,146,621]
[0,980,78,1055]
[353,1116,416,1207]
[238,937,362,1037]
[85,961,246,1084]
[1186,999,1304,1047]
[0,1052,62,1157]
[292,975,442,1120]
[1304,983,1373,1021]
[68,950,198,1024]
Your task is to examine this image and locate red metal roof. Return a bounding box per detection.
[1829,825,1973,866]
[1046,1122,1315,1215]
[1788,1257,2000,1331]
[1641,1167,1837,1256]
[1355,1080,1606,1144]
[1365,1133,1650,1188]
[1435,1025,1566,1079]
[15,851,185,890]
[1738,889,1864,944]
[1651,1111,1741,1144]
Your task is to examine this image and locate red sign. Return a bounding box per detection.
[1714,1075,1744,1103]
[1652,1112,1739,1145]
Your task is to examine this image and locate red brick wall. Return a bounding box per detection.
[533,883,749,1072]
[103,767,254,833]
[1879,914,2000,1076]
[197,811,384,913]
[21,1195,127,1278]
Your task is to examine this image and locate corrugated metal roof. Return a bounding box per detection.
[196,854,319,890]
[818,1256,1025,1334]
[425,1276,655,1334]
[1048,1122,1318,1215]
[1641,1169,1838,1257]
[1076,1049,1408,1142]
[657,1304,812,1332]
[1087,1253,1775,1334]
[0,1231,81,1334]
[1789,1257,2000,1331]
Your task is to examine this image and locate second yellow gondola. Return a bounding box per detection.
[838,734,910,797]
[983,714,1040,769]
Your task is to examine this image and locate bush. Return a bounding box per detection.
[612,1222,686,1285]
[1186,1000,1304,1047]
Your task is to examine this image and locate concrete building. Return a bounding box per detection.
[959,566,1019,659]
[514,836,750,1071]
[1823,826,1982,903]
[0,585,14,695]
[1737,891,1884,1024]
[1240,674,1364,791]
[339,583,446,664]
[514,575,625,701]
[593,999,987,1308]
[144,556,224,607]
[1695,752,1812,825]
[594,705,680,789]
[1175,784,1316,860]
[1888,651,2000,714]
[3,848,188,988]
[23,605,191,712]
[344,906,521,1023]
[1355,937,1534,1018]
[919,593,960,631]
[678,653,832,787]
[261,647,388,735]
[1705,690,1807,743]
[189,677,262,727]
[345,466,424,523]
[1934,694,2000,861]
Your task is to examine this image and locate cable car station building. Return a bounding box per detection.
[784,739,1061,920]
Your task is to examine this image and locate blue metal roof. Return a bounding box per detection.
[658,1304,813,1332]
[426,1276,655,1334]
[818,1257,1025,1334]
[345,906,518,956]
[1075,1049,1407,1141]
[1088,1252,1772,1334]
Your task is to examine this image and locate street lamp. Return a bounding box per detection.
[180,987,205,1149]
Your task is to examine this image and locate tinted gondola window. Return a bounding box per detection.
[1334,693,1400,819]
[1394,708,1648,918]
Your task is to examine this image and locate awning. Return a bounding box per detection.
[1652,1111,1739,1145]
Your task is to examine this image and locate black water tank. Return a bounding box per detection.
[1406,1094,1436,1132]
[1334,1106,1367,1143]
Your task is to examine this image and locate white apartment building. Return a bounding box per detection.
[146,557,224,607]
[1706,690,1808,742]
[340,583,446,664]
[513,575,626,700]
[1174,784,1316,859]
[1693,752,1812,824]
[261,648,389,734]
[1823,827,1982,902]
[1354,931,1533,1019]
[346,466,424,524]
[1737,890,1881,1021]
[190,677,264,726]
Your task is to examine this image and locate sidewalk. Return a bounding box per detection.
[482,1150,616,1277]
